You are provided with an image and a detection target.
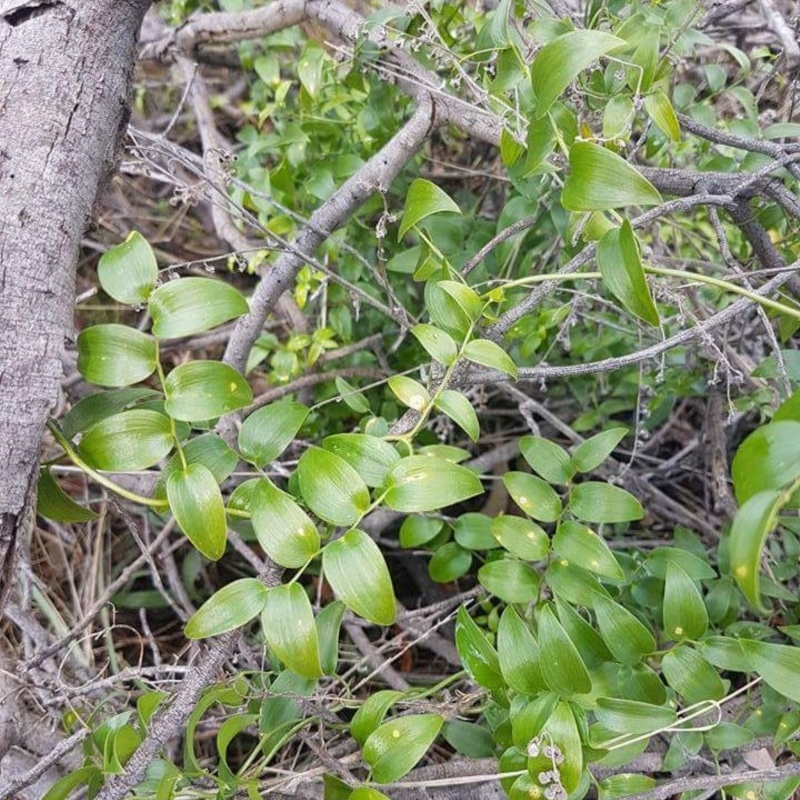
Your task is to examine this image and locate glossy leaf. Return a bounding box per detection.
[164,361,252,422]
[571,428,628,473]
[428,542,472,582]
[322,529,396,625]
[250,479,320,568]
[425,278,472,338]
[562,142,662,211]
[569,481,644,523]
[541,701,584,794]
[595,698,676,735]
[77,325,157,387]
[239,400,308,467]
[335,376,371,414]
[462,338,518,379]
[661,645,726,705]
[519,436,575,484]
[98,231,158,306]
[556,598,614,667]
[454,512,499,550]
[646,547,716,580]
[348,789,392,800]
[316,600,346,675]
[531,31,627,116]
[363,714,444,783]
[503,471,562,522]
[167,463,228,560]
[78,409,173,471]
[491,515,549,561]
[399,515,444,548]
[547,559,608,607]
[261,584,322,679]
[149,277,249,339]
[185,578,269,638]
[593,592,655,665]
[729,489,782,612]
[297,448,370,527]
[455,606,504,692]
[398,178,461,239]
[37,468,100,523]
[599,774,655,800]
[384,455,483,513]
[388,375,430,411]
[731,421,800,503]
[434,390,480,442]
[511,692,559,750]
[597,220,659,326]
[322,434,400,488]
[412,323,458,366]
[553,521,624,581]
[538,604,592,696]
[437,280,482,322]
[351,690,404,747]
[739,639,800,703]
[61,387,158,439]
[698,636,753,672]
[497,606,547,695]
[644,89,681,141]
[478,559,540,603]
[663,561,708,640]
[156,433,238,500]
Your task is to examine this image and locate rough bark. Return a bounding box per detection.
[0,0,153,610]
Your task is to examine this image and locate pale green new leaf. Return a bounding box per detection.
[297,448,370,527]
[462,339,518,379]
[388,375,430,411]
[644,89,681,141]
[98,231,158,306]
[434,390,480,442]
[185,578,268,638]
[569,482,644,523]
[398,179,461,239]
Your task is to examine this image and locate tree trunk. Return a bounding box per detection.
[0,0,152,609]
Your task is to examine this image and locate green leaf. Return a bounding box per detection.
[698,636,753,672]
[597,221,659,326]
[497,605,547,695]
[538,604,592,696]
[503,471,562,522]
[348,788,392,800]
[37,468,100,523]
[425,278,472,338]
[322,434,401,488]
[149,277,249,339]
[41,767,102,800]
[556,598,614,667]
[644,89,681,141]
[298,42,324,97]
[297,448,370,527]
[239,400,308,467]
[185,578,269,638]
[157,433,238,499]
[322,529,396,625]
[519,436,575,484]
[595,698,676,735]
[335,376,371,414]
[731,421,800,503]
[399,515,444,548]
[663,561,708,640]
[729,490,783,613]
[77,325,157,387]
[478,558,540,603]
[491,515,550,561]
[454,512,500,550]
[462,339,518,379]
[428,542,472,582]
[412,323,458,366]
[540,701,584,794]
[317,600,346,675]
[569,482,643,523]
[547,559,608,607]
[167,463,228,560]
[437,280,482,322]
[385,455,483,513]
[78,409,173,471]
[164,361,252,422]
[599,774,655,800]
[704,722,754,752]
[455,606,503,692]
[593,592,655,665]
[434,390,480,442]
[250,479,320,568]
[602,95,635,140]
[61,387,158,439]
[351,690,404,747]
[646,547,717,580]
[511,693,559,751]
[571,428,628,473]
[363,714,444,783]
[388,375,430,411]
[562,142,662,211]
[553,521,624,581]
[398,179,461,239]
[739,639,800,703]
[531,31,627,116]
[98,231,158,305]
[261,584,322,678]
[661,645,726,705]
[442,720,495,758]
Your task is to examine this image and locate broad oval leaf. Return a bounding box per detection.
[164,361,252,422]
[478,558,540,603]
[434,390,480,442]
[595,697,676,735]
[663,561,708,640]
[149,277,249,339]
[351,690,405,747]
[569,481,643,523]
[731,421,800,504]
[322,529,396,625]
[437,280,482,322]
[37,468,100,523]
[455,606,504,692]
[385,455,483,513]
[556,599,614,668]
[531,31,627,116]
[646,547,716,580]
[739,639,800,703]
[593,592,655,665]
[250,479,320,568]
[239,400,308,467]
[729,489,783,613]
[520,436,575,484]
[562,142,662,211]
[462,339,518,379]
[553,521,624,581]
[425,278,472,338]
[498,605,547,695]
[322,434,401,488]
[454,512,500,551]
[261,583,322,679]
[538,604,592,696]
[78,409,173,471]
[597,221,659,326]
[61,387,158,440]
[156,432,238,499]
[77,325,157,387]
[503,471,562,522]
[428,542,472,582]
[547,559,608,607]
[571,428,628,473]
[398,178,461,239]
[399,515,444,548]
[388,375,430,411]
[297,448,370,526]
[491,515,549,561]
[661,645,726,705]
[185,578,268,639]
[167,463,228,560]
[412,323,458,366]
[98,231,158,306]
[363,714,444,783]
